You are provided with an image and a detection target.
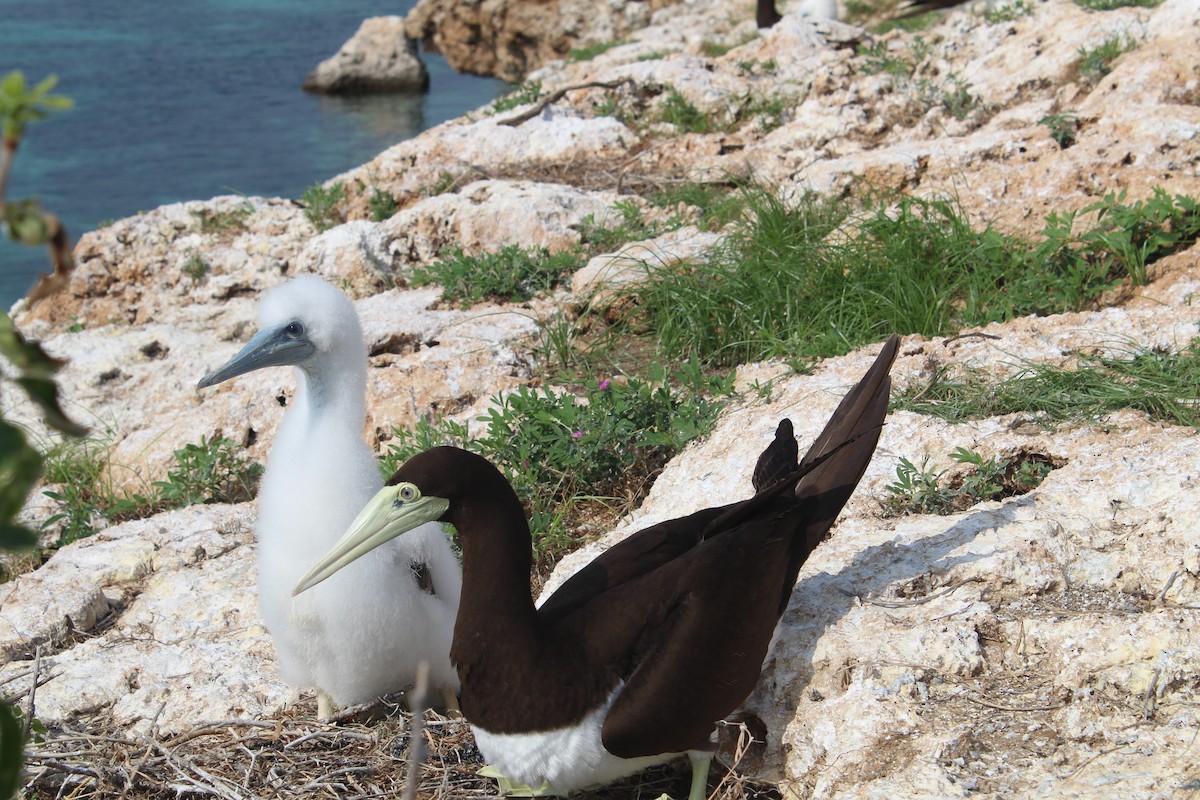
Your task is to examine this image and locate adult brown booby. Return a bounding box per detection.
[294,334,899,797]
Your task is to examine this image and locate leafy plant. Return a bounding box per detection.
[383,367,735,564]
[885,456,951,515]
[42,434,263,546]
[0,71,85,795]
[368,187,398,221]
[300,181,347,232]
[1041,113,1079,148]
[884,448,1055,516]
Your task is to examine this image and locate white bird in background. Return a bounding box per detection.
[198,275,461,717]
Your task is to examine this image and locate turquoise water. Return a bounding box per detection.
[0,0,507,308]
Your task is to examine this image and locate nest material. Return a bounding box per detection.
[22,696,781,800]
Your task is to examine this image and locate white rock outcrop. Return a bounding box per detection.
[303,16,429,94]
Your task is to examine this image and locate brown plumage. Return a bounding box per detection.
[294,334,900,792]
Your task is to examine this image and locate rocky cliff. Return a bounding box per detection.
[3,0,1199,797]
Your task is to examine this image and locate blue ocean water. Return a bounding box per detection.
[0,0,508,308]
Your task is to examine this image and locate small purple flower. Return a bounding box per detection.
[570,430,584,439]
[598,379,611,391]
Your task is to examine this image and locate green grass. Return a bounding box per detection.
[568,40,626,63]
[41,434,262,547]
[491,80,544,113]
[894,339,1200,429]
[984,0,1034,21]
[619,187,1200,368]
[657,90,711,134]
[645,179,748,231]
[381,365,735,564]
[192,205,252,235]
[1078,32,1138,83]
[1074,0,1161,9]
[182,253,209,281]
[301,181,347,232]
[411,201,670,309]
[412,245,581,308]
[884,447,1055,516]
[367,188,398,221]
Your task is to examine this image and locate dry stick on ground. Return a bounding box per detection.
[498,79,635,127]
[404,662,432,800]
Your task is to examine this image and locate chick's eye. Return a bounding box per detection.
[285,321,304,337]
[398,485,418,502]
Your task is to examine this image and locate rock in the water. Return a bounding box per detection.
[303,16,429,94]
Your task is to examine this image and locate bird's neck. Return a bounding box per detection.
[292,360,367,434]
[453,491,541,653]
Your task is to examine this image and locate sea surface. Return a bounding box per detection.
[0,0,508,309]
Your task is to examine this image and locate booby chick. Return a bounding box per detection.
[198,275,461,717]
[295,335,899,797]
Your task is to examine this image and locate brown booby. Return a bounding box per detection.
[294,334,899,796]
[197,275,462,717]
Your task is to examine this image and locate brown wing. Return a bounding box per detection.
[752,419,798,492]
[599,335,899,756]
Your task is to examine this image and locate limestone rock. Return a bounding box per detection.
[303,16,429,94]
[3,0,1200,794]
[404,0,683,81]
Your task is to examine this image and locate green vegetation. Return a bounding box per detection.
[381,365,734,564]
[637,50,672,62]
[1074,0,1160,9]
[894,338,1200,429]
[300,181,347,232]
[923,74,977,120]
[657,90,711,134]
[412,244,581,308]
[0,70,85,794]
[491,80,544,113]
[618,187,1200,368]
[42,434,263,546]
[857,37,979,120]
[884,447,1054,516]
[181,253,209,281]
[736,58,779,76]
[568,40,626,63]
[1078,32,1138,83]
[984,0,1034,22]
[192,204,252,235]
[413,201,669,309]
[700,40,735,58]
[645,179,748,231]
[1041,112,1079,148]
[367,187,398,221]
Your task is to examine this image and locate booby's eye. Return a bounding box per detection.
[396,484,419,505]
[284,321,305,338]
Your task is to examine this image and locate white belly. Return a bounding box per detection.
[470,687,679,792]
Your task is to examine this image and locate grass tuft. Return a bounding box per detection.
[622,186,1200,368]
[894,339,1200,429]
